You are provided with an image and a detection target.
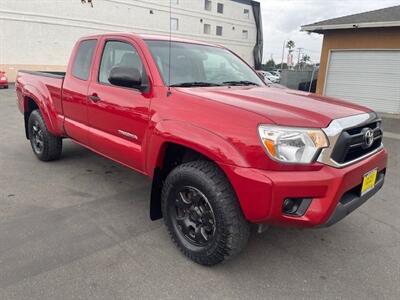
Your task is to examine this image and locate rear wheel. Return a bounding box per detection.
[161,160,250,266]
[28,110,62,161]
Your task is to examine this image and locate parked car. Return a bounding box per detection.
[0,71,8,89]
[256,71,286,89]
[263,71,280,83]
[256,70,276,83]
[269,70,281,79]
[16,33,387,266]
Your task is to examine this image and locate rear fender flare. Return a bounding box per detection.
[22,84,60,136]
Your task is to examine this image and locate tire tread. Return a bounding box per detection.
[162,160,250,266]
[28,110,62,161]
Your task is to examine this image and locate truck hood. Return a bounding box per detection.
[178,86,370,128]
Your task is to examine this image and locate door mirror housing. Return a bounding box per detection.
[108,67,143,90]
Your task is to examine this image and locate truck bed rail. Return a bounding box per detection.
[19,70,65,79]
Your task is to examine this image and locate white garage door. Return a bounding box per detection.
[324,50,400,113]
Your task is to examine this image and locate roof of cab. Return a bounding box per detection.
[80,32,223,48]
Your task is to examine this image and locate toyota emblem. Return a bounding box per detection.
[363,129,374,148]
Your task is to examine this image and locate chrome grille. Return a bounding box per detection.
[318,113,383,168]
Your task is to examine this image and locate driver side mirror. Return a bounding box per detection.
[108,66,143,90]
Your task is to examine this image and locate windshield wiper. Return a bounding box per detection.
[222,80,260,86]
[170,82,222,87]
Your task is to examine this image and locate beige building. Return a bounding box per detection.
[302,5,400,114]
[0,0,263,81]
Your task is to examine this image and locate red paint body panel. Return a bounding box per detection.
[180,87,371,128]
[15,72,65,136]
[15,33,388,227]
[222,149,387,224]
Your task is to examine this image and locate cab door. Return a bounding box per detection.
[62,39,97,144]
[87,38,151,172]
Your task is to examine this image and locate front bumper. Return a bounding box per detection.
[221,148,388,227]
[322,170,385,227]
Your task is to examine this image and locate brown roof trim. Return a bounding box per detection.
[301,20,400,33]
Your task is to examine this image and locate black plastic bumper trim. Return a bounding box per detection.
[322,172,385,227]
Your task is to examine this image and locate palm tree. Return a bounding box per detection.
[286,40,295,53]
[81,0,93,7]
[300,54,311,70]
[285,40,295,69]
[301,54,311,64]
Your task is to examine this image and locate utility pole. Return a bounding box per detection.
[297,48,304,70]
[280,40,285,71]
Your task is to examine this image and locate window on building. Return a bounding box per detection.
[171,18,179,31]
[204,24,211,34]
[242,30,248,39]
[217,3,224,13]
[204,0,212,11]
[243,8,250,18]
[216,26,223,36]
[72,39,97,81]
[98,41,147,87]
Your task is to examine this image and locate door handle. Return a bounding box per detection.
[88,93,101,102]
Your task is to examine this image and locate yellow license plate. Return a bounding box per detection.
[361,169,378,195]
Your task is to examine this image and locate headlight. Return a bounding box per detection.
[258,125,329,164]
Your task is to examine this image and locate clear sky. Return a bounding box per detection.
[260,0,400,65]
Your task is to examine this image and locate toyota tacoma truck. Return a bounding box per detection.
[16,33,387,265]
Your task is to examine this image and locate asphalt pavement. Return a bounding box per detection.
[0,86,399,299]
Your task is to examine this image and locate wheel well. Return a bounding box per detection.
[150,143,210,220]
[24,97,39,139]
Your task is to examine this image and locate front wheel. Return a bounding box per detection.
[28,110,62,161]
[161,160,250,266]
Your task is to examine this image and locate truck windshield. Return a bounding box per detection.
[145,40,264,87]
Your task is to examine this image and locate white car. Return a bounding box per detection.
[269,71,281,79]
[255,71,286,89]
[261,71,280,83]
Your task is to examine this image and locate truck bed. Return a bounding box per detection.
[16,70,65,123]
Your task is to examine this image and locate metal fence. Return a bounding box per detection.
[280,70,318,91]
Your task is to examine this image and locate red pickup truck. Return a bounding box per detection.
[16,33,387,265]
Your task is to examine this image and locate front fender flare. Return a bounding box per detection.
[146,120,250,221]
[145,120,249,174]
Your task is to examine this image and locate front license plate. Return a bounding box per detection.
[361,169,378,195]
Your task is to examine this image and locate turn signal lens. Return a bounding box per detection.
[308,130,329,148]
[262,139,277,157]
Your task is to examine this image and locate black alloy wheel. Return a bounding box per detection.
[31,119,45,155]
[170,186,216,247]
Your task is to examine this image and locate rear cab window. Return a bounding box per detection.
[72,39,97,80]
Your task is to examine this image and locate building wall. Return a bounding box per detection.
[0,0,257,81]
[316,27,400,95]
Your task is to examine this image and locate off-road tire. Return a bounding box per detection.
[28,110,62,161]
[161,160,250,266]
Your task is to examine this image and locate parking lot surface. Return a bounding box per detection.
[0,86,399,299]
